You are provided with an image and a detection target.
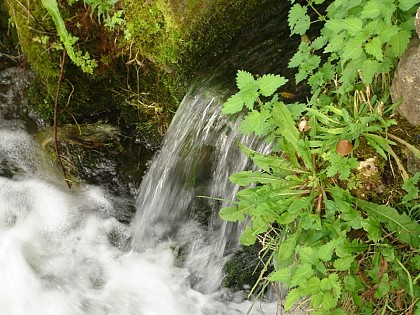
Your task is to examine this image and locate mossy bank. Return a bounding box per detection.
[4,0,283,146]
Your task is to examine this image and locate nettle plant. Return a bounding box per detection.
[220,1,420,314]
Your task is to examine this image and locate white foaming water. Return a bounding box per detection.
[0,68,279,314]
[0,176,277,315]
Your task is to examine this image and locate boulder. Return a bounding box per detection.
[391,37,420,126]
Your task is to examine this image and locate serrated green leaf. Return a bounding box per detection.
[398,0,420,11]
[288,4,311,35]
[238,88,259,110]
[219,206,245,222]
[284,288,301,310]
[239,109,271,135]
[360,59,381,85]
[389,29,412,58]
[361,0,386,19]
[342,17,363,36]
[222,93,244,114]
[291,263,314,287]
[299,246,319,265]
[355,198,420,247]
[257,74,288,97]
[365,37,383,61]
[342,41,364,64]
[318,240,337,262]
[268,267,290,282]
[321,292,337,311]
[333,256,355,271]
[311,35,328,50]
[236,70,255,90]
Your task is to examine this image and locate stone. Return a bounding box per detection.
[391,37,420,126]
[417,7,420,38]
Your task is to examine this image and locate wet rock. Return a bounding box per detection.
[391,37,420,126]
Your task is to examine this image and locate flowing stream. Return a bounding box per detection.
[0,5,304,314]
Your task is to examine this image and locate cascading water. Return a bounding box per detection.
[132,76,271,293]
[0,4,305,314]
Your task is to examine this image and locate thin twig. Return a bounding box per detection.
[54,49,71,189]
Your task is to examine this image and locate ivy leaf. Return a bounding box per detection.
[288,4,311,35]
[257,74,288,97]
[365,37,383,61]
[219,206,245,222]
[222,93,244,114]
[239,109,271,135]
[398,0,420,11]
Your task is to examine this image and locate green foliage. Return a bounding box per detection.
[221,5,420,306]
[40,0,97,74]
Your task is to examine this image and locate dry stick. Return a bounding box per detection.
[54,49,71,189]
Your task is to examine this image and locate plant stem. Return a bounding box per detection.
[54,49,71,189]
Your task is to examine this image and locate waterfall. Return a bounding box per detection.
[0,4,305,314]
[131,74,272,293]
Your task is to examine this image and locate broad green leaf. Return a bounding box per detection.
[239,110,271,135]
[317,240,337,262]
[238,88,259,110]
[398,0,420,11]
[288,4,311,35]
[291,263,314,286]
[236,70,256,91]
[257,74,288,97]
[299,246,318,265]
[355,198,420,247]
[272,102,300,150]
[361,0,382,19]
[365,37,383,61]
[341,41,364,64]
[239,226,256,245]
[284,288,301,310]
[342,17,363,36]
[360,59,381,85]
[277,232,298,261]
[333,255,355,271]
[222,93,244,114]
[311,35,328,50]
[321,292,336,311]
[268,267,290,282]
[388,29,411,58]
[219,206,245,222]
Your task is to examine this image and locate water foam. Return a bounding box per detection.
[0,176,278,314]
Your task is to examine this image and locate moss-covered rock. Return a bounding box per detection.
[5,0,285,147]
